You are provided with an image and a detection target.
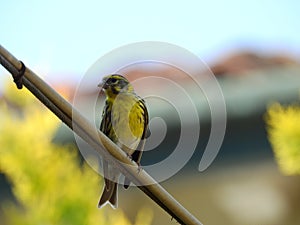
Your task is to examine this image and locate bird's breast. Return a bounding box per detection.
[110,95,145,153]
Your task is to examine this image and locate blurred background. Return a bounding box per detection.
[1,1,300,225]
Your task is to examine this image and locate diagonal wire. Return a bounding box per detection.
[0,44,203,225]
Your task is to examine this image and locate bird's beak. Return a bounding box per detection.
[98,82,108,90]
[98,77,108,89]
[98,82,106,95]
[98,81,107,89]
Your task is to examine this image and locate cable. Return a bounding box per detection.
[0,44,203,225]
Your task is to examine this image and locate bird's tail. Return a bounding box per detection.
[98,179,118,208]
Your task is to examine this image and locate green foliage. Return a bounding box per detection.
[265,102,300,175]
[0,81,152,225]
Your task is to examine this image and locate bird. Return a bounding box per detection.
[98,74,149,208]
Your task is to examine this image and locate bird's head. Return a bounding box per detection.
[98,74,134,97]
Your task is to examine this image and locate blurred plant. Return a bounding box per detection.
[0,81,152,225]
[265,102,300,175]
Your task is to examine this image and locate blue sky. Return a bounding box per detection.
[1,0,300,82]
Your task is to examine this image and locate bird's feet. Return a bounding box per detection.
[137,162,143,173]
[126,153,133,161]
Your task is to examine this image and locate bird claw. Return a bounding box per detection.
[137,162,143,173]
[126,153,133,161]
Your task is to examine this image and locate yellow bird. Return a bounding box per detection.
[98,74,149,208]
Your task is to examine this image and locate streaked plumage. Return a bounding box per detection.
[98,74,149,208]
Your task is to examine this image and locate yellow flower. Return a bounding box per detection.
[266,103,300,175]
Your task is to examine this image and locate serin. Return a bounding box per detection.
[98,74,149,208]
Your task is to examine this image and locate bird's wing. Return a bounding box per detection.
[131,98,149,164]
[124,97,149,189]
[100,102,113,190]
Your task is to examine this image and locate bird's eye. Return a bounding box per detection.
[110,78,117,84]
